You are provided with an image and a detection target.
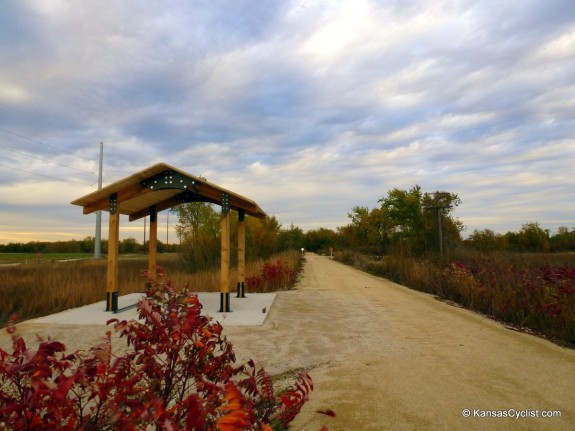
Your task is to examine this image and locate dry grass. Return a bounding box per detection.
[0,250,302,324]
[334,250,575,346]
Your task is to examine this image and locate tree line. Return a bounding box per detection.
[303,185,575,255]
[3,184,573,259]
[0,237,179,254]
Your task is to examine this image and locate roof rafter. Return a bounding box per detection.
[71,163,267,220]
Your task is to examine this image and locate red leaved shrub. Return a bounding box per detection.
[0,278,326,430]
[246,259,297,293]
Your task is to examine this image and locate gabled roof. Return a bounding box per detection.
[71,163,267,221]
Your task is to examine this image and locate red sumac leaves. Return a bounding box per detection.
[0,277,330,430]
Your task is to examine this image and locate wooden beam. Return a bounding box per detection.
[219,201,231,312]
[191,184,264,218]
[237,210,246,298]
[83,183,153,215]
[148,206,158,281]
[106,211,120,311]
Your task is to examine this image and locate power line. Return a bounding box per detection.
[0,126,96,162]
[0,163,96,186]
[0,144,97,175]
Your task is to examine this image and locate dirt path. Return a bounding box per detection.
[224,253,575,430]
[2,253,574,430]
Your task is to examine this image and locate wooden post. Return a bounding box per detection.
[106,195,120,312]
[219,193,231,312]
[148,206,158,281]
[237,210,246,298]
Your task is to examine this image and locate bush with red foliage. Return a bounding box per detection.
[0,278,328,430]
[246,260,297,293]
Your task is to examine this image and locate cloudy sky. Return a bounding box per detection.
[1,0,574,244]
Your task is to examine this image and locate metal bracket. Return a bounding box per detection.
[141,170,195,191]
[175,190,204,203]
[109,193,118,215]
[221,192,230,214]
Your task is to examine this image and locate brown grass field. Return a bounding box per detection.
[0,250,301,323]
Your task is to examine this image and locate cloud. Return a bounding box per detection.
[1,0,574,242]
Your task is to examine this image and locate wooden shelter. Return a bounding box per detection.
[71,163,267,313]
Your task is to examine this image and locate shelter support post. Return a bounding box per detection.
[237,210,246,298]
[148,206,158,282]
[219,193,231,312]
[106,193,119,312]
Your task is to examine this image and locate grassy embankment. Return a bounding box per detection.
[335,250,575,346]
[0,250,301,324]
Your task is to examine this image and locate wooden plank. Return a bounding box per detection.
[107,211,120,310]
[237,210,246,289]
[192,184,265,218]
[148,206,158,281]
[220,211,230,295]
[83,183,152,215]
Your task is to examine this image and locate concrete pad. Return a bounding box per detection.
[32,292,277,327]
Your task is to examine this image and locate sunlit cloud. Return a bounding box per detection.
[0,0,573,242]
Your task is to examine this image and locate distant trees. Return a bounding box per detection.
[278,223,306,251]
[466,229,506,252]
[0,236,180,255]
[464,223,575,253]
[172,201,221,271]
[304,228,338,253]
[550,226,575,251]
[172,200,291,272]
[336,185,464,256]
[4,185,573,259]
[0,237,96,254]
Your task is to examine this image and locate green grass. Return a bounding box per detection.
[0,252,93,264]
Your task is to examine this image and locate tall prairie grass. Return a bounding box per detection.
[335,249,575,346]
[0,250,302,323]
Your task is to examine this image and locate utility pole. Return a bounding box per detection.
[424,191,450,257]
[166,213,169,246]
[94,142,103,259]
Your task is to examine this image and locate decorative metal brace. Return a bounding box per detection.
[221,192,230,214]
[141,170,196,191]
[175,190,203,203]
[109,193,118,214]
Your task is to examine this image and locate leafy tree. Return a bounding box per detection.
[377,185,463,255]
[246,216,281,259]
[378,185,426,255]
[516,222,550,252]
[346,206,392,254]
[466,229,507,252]
[305,228,337,253]
[120,237,140,254]
[278,223,306,251]
[172,201,221,271]
[550,226,575,252]
[421,190,464,254]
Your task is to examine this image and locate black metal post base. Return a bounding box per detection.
[219,292,231,312]
[106,291,118,312]
[236,282,247,298]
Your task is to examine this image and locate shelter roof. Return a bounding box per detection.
[71,163,267,221]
